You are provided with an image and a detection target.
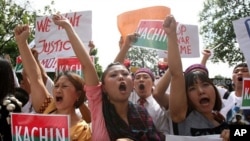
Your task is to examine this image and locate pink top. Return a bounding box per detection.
[84,84,110,141]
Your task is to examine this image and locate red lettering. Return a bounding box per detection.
[40,58,57,69]
[176,25,186,36]
[36,17,52,32]
[179,45,191,54]
[57,12,82,30]
[38,40,71,55]
[178,36,190,44]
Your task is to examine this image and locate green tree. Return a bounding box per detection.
[126,47,159,76]
[2,0,103,78]
[199,0,250,66]
[89,44,103,79]
[0,0,55,66]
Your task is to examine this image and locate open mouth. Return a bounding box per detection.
[55,96,63,102]
[119,82,127,91]
[139,84,145,90]
[199,97,209,105]
[238,77,243,81]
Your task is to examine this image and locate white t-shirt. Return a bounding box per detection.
[216,86,235,118]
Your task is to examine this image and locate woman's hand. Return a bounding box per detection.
[220,129,230,141]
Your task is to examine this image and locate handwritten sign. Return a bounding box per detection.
[233,16,250,71]
[35,11,92,72]
[133,20,200,58]
[11,113,70,141]
[241,78,250,109]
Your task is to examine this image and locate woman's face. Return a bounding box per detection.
[53,75,79,110]
[187,78,216,114]
[102,65,133,103]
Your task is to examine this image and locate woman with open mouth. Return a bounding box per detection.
[153,15,230,141]
[51,13,166,141]
[14,15,93,140]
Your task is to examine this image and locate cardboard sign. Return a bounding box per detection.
[11,113,70,141]
[117,6,170,47]
[233,16,250,71]
[35,11,92,72]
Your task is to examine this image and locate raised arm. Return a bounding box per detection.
[31,48,50,86]
[113,33,139,63]
[163,15,187,122]
[14,25,50,112]
[52,14,98,86]
[200,49,211,66]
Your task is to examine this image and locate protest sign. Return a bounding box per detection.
[57,57,82,76]
[133,20,200,58]
[11,113,70,141]
[241,78,250,109]
[117,6,170,47]
[35,11,92,72]
[232,16,250,71]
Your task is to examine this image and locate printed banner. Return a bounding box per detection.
[11,113,70,141]
[57,57,82,76]
[117,6,170,47]
[35,11,92,72]
[133,20,200,58]
[232,16,250,71]
[241,78,250,109]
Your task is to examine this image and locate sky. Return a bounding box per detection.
[27,0,234,78]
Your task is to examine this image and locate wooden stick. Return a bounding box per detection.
[209,43,222,50]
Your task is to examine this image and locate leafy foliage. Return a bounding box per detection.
[0,0,33,64]
[199,0,250,66]
[126,47,159,76]
[89,47,103,79]
[0,0,56,66]
[1,0,103,78]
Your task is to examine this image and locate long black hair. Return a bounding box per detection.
[0,58,15,102]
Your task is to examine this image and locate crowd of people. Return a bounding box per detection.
[0,12,249,141]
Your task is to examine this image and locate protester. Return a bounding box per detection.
[0,58,22,141]
[153,15,230,140]
[153,14,187,135]
[18,48,54,113]
[200,49,236,118]
[50,13,166,140]
[226,62,250,124]
[14,22,91,140]
[114,32,171,134]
